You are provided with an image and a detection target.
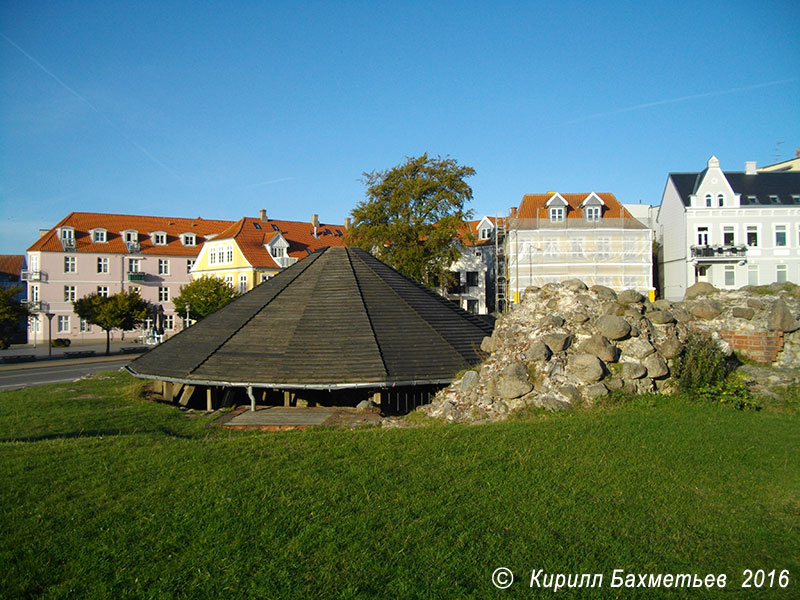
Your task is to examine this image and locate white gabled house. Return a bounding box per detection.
[656,156,800,300]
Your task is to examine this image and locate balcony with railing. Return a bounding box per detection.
[127,272,146,282]
[60,237,76,251]
[21,270,42,281]
[22,300,48,312]
[690,244,748,263]
[126,242,141,254]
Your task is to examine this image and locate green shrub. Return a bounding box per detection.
[51,338,71,347]
[674,331,729,393]
[692,372,761,411]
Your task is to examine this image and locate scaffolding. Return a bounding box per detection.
[504,215,654,303]
[494,215,508,313]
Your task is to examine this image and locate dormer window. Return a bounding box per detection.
[180,233,196,247]
[151,231,167,245]
[270,246,285,258]
[548,207,565,222]
[479,228,491,240]
[585,206,601,222]
[91,229,107,243]
[123,230,138,244]
[59,227,75,241]
[770,195,779,204]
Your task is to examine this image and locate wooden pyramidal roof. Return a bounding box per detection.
[127,247,494,389]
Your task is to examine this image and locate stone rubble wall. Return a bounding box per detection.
[421,281,800,422]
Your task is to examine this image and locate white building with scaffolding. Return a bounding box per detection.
[504,192,654,304]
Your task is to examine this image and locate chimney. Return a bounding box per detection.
[745,161,757,175]
[311,213,319,237]
[796,148,800,158]
[510,207,517,217]
[259,208,267,221]
[39,228,49,239]
[344,217,351,230]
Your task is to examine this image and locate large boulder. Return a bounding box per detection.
[644,355,669,379]
[542,333,572,353]
[590,285,618,300]
[685,282,717,300]
[563,279,588,291]
[596,315,631,340]
[619,337,656,360]
[690,300,722,320]
[622,361,647,380]
[495,362,533,399]
[567,353,605,383]
[732,306,755,320]
[460,370,479,393]
[769,299,799,333]
[647,310,675,325]
[618,289,644,304]
[525,341,552,363]
[579,334,620,363]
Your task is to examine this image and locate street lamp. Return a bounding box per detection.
[45,312,55,358]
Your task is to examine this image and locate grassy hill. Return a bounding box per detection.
[1,372,798,599]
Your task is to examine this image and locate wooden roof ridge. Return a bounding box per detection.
[345,248,390,379]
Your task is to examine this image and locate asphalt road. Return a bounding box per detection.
[0,358,132,391]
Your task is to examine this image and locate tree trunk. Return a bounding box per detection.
[105,328,111,356]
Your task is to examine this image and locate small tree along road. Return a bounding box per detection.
[173,276,237,322]
[0,286,30,349]
[73,290,150,355]
[347,154,475,287]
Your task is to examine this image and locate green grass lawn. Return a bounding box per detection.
[1,372,798,599]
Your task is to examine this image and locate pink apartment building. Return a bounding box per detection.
[25,212,234,344]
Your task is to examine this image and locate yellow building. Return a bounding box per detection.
[191,210,347,292]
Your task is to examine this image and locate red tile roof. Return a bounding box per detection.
[27,212,235,256]
[0,255,25,279]
[517,193,636,221]
[459,217,498,246]
[211,216,348,268]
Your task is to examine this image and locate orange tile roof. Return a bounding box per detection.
[215,216,348,268]
[27,212,235,256]
[459,217,498,246]
[0,255,25,279]
[517,193,637,221]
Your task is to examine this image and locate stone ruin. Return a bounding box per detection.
[421,280,800,422]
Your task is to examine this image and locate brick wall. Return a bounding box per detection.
[720,330,784,363]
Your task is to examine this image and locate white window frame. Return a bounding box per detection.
[479,228,491,240]
[59,227,75,241]
[717,193,724,208]
[225,244,234,264]
[30,284,39,302]
[705,194,712,207]
[57,315,70,334]
[181,233,196,247]
[80,318,90,333]
[164,314,175,330]
[774,224,787,248]
[97,257,109,274]
[97,286,109,298]
[238,274,248,294]
[128,258,141,273]
[124,230,138,244]
[585,206,601,222]
[745,225,759,247]
[158,286,169,302]
[186,259,195,273]
[152,232,167,246]
[64,285,76,302]
[722,225,735,246]
[723,265,735,287]
[696,225,710,246]
[64,256,76,273]
[224,274,234,288]
[776,264,787,283]
[209,247,217,265]
[549,207,565,222]
[158,259,170,275]
[92,229,107,243]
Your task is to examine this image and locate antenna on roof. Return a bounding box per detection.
[774,141,784,163]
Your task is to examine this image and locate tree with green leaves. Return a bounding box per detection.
[73,290,150,355]
[0,286,30,349]
[173,276,236,322]
[347,153,475,286]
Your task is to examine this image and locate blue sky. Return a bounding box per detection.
[1,0,798,254]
